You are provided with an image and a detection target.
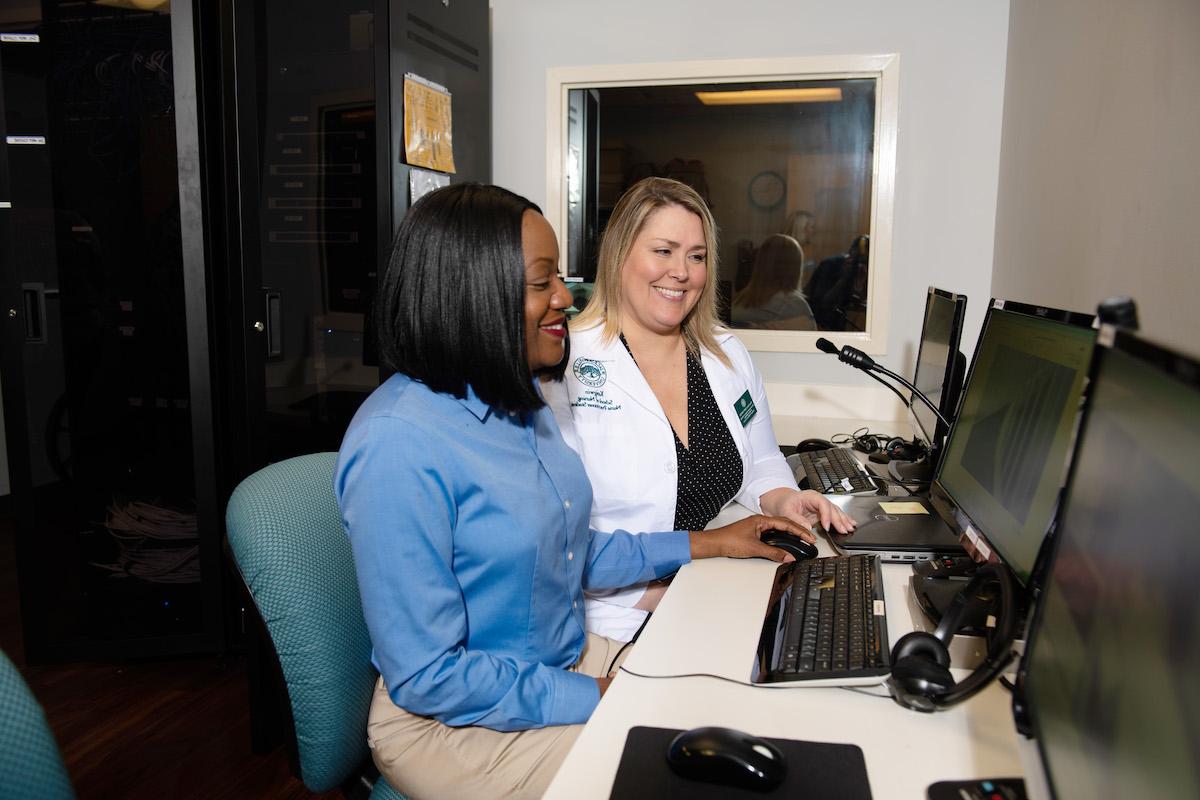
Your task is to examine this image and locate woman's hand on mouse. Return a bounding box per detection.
[689,515,811,562]
[759,487,856,535]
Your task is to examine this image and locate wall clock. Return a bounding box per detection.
[747,170,785,210]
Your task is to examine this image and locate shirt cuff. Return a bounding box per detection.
[549,668,602,725]
[642,529,691,577]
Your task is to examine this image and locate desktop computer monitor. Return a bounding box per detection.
[1019,328,1200,799]
[910,287,967,465]
[930,300,1096,587]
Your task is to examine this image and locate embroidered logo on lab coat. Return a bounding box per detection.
[572,357,607,388]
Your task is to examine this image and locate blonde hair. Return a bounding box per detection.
[734,234,804,308]
[573,177,729,366]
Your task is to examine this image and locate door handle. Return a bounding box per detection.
[21,282,52,343]
[264,290,282,358]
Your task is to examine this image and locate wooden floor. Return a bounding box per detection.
[0,517,339,799]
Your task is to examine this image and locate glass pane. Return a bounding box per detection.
[256,1,378,460]
[569,78,875,332]
[1,2,203,653]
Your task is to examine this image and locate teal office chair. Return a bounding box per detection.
[0,649,75,800]
[225,453,404,800]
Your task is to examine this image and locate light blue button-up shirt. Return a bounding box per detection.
[335,374,690,731]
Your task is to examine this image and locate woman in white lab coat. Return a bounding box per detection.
[545,178,855,641]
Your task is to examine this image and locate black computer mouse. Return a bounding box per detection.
[761,529,819,561]
[795,438,834,453]
[666,726,787,791]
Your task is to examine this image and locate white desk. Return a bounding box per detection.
[545,533,1024,799]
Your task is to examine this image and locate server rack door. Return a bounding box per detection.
[0,2,223,662]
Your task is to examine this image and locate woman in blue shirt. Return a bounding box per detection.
[335,183,808,799]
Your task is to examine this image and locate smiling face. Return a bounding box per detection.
[617,203,708,338]
[522,210,572,372]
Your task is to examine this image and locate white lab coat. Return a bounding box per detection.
[544,323,796,640]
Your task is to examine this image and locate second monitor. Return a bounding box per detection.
[910,286,968,469]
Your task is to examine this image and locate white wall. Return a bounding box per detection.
[492,0,1011,402]
[991,0,1200,354]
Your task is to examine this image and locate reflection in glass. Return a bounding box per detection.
[1,2,207,655]
[730,234,815,330]
[565,78,876,332]
[256,2,378,460]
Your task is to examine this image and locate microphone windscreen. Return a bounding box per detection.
[815,337,840,355]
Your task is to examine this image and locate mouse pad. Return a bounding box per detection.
[608,725,873,799]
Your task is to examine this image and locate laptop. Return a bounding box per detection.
[821,494,966,563]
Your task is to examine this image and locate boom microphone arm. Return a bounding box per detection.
[814,337,910,410]
[815,337,951,429]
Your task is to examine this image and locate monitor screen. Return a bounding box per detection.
[1022,329,1200,800]
[911,287,967,448]
[933,301,1096,585]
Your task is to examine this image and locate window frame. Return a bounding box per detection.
[545,54,899,354]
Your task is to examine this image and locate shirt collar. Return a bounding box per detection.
[456,384,493,422]
[456,380,546,424]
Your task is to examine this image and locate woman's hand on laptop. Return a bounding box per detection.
[759,487,857,534]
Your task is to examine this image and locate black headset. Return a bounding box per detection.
[884,436,925,462]
[887,563,1018,712]
[840,429,890,454]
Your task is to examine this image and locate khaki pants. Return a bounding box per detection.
[368,633,629,800]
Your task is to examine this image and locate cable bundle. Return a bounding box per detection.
[93,499,200,584]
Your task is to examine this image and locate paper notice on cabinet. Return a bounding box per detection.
[410,168,451,204]
[403,74,456,174]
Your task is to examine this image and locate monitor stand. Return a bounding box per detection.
[889,454,935,484]
[910,574,989,633]
[910,572,1031,640]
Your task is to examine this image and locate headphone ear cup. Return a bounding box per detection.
[888,631,956,712]
[891,655,955,692]
[852,435,877,454]
[886,437,923,461]
[891,631,950,668]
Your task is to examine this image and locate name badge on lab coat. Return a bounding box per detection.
[734,391,756,426]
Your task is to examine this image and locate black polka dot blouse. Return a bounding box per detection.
[620,335,744,531]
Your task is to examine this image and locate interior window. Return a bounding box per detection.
[565,79,876,334]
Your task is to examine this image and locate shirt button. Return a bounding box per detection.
[563,499,572,509]
[573,601,578,610]
[664,462,675,474]
[567,551,574,561]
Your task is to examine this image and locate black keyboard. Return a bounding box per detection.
[795,446,877,494]
[753,554,891,684]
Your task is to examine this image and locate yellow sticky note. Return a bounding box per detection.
[879,502,929,515]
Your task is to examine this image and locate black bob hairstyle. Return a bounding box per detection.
[374,182,567,412]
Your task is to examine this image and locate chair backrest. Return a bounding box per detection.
[0,649,75,800]
[225,452,400,798]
